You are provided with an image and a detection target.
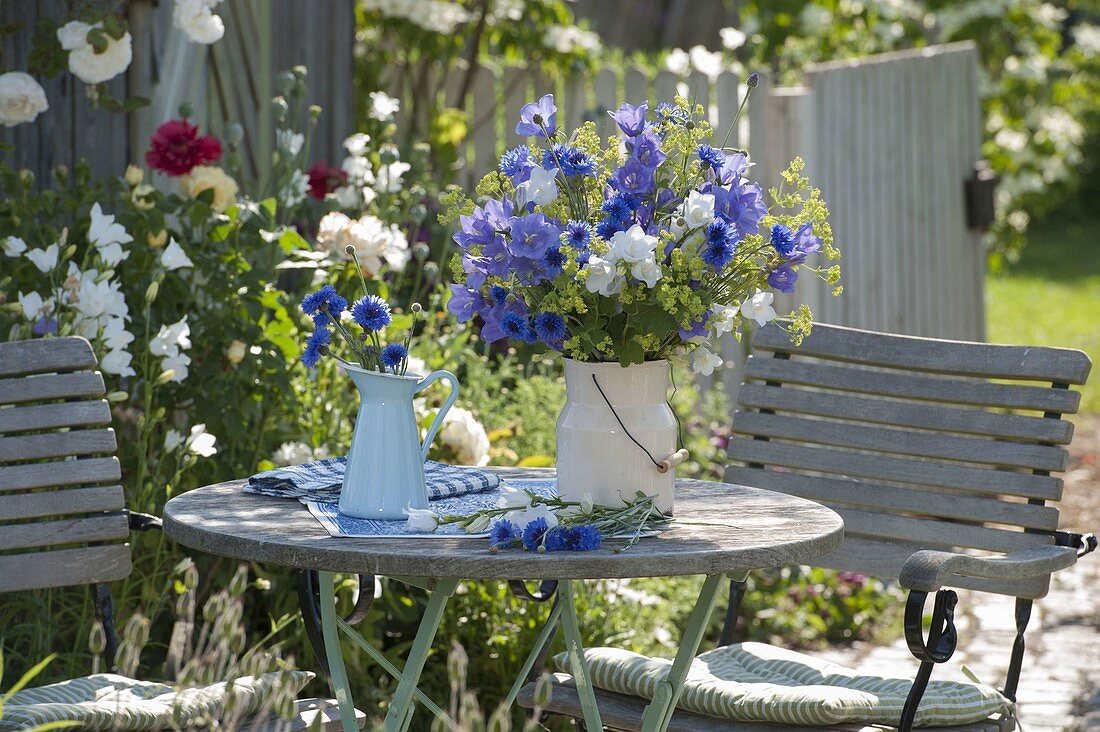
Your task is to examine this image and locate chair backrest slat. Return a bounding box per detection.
[727,322,1091,599]
[0,337,131,592]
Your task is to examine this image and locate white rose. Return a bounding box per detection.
[316,211,354,255]
[739,289,777,327]
[404,504,439,531]
[0,72,48,127]
[226,340,247,364]
[173,0,225,44]
[439,406,490,467]
[515,165,558,208]
[3,236,27,257]
[691,345,723,376]
[273,441,314,467]
[160,239,194,270]
[368,91,400,121]
[57,21,133,85]
[181,165,238,211]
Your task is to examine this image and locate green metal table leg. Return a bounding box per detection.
[639,573,728,732]
[503,597,563,708]
[382,577,460,731]
[558,580,603,731]
[318,571,360,732]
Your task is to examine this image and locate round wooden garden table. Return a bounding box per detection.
[164,467,843,732]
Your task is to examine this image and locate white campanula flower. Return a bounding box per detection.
[150,316,192,383]
[343,133,372,156]
[374,160,410,193]
[609,224,662,288]
[276,128,304,156]
[341,155,374,183]
[88,203,133,267]
[0,72,48,127]
[739,289,777,327]
[56,21,133,84]
[682,190,715,229]
[185,423,218,457]
[583,255,622,296]
[282,169,310,207]
[440,406,490,466]
[73,270,127,324]
[516,165,559,208]
[404,504,438,531]
[719,27,747,51]
[17,291,53,321]
[368,91,400,121]
[665,48,690,75]
[164,429,185,451]
[464,513,492,533]
[173,0,225,45]
[580,492,594,514]
[162,351,192,382]
[496,485,532,509]
[506,502,558,531]
[160,238,194,270]
[710,303,739,336]
[25,243,59,273]
[101,316,134,352]
[3,236,27,257]
[100,348,135,377]
[332,184,361,209]
[691,344,723,376]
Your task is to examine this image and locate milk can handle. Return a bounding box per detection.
[415,370,459,462]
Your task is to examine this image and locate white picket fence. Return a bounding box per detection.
[427,44,986,399]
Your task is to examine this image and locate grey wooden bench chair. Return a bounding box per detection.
[0,336,361,730]
[519,322,1094,731]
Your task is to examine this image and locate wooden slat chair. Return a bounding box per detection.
[521,323,1094,731]
[0,337,360,730]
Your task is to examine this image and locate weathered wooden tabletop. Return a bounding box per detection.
[163,467,843,580]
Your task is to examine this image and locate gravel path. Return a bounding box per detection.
[818,417,1100,731]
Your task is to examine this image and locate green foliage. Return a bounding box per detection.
[731,0,1099,265]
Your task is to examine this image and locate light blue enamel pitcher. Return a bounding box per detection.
[339,363,459,520]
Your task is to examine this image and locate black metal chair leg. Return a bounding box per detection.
[94,583,119,670]
[296,570,378,677]
[1002,597,1033,702]
[718,577,747,647]
[899,589,959,731]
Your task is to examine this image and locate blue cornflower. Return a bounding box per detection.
[533,312,567,345]
[543,246,566,277]
[770,224,796,258]
[522,517,551,551]
[542,144,597,177]
[544,527,569,552]
[380,342,408,370]
[655,103,689,125]
[489,519,521,548]
[301,285,348,317]
[351,295,392,332]
[501,312,534,342]
[567,525,603,551]
[564,220,592,249]
[499,145,533,180]
[489,284,509,306]
[601,194,634,221]
[701,220,738,271]
[595,217,626,240]
[301,327,331,368]
[697,144,725,170]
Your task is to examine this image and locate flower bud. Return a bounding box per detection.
[131,183,155,210]
[229,566,249,596]
[178,101,194,118]
[224,122,244,146]
[410,204,428,223]
[61,244,77,261]
[52,164,69,184]
[423,262,439,281]
[226,339,246,364]
[747,72,760,88]
[275,71,296,95]
[532,113,543,125]
[412,242,430,261]
[147,229,168,248]
[271,97,289,121]
[411,302,422,313]
[106,390,128,402]
[124,164,144,186]
[379,148,399,165]
[19,168,34,186]
[89,621,107,655]
[292,65,307,82]
[156,369,176,385]
[145,281,159,304]
[505,293,517,303]
[309,104,323,119]
[344,244,356,256]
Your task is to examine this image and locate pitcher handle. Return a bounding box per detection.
[415,370,459,462]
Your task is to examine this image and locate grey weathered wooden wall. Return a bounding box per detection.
[1,0,354,185]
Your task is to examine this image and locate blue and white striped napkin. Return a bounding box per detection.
[245,457,501,502]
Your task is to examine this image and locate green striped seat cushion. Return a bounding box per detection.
[0,670,313,731]
[553,642,1011,727]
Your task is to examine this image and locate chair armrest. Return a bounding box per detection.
[127,510,163,532]
[899,544,1079,592]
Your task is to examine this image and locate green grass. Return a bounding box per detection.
[985,215,1100,412]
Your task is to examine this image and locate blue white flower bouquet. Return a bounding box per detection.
[443,83,840,373]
